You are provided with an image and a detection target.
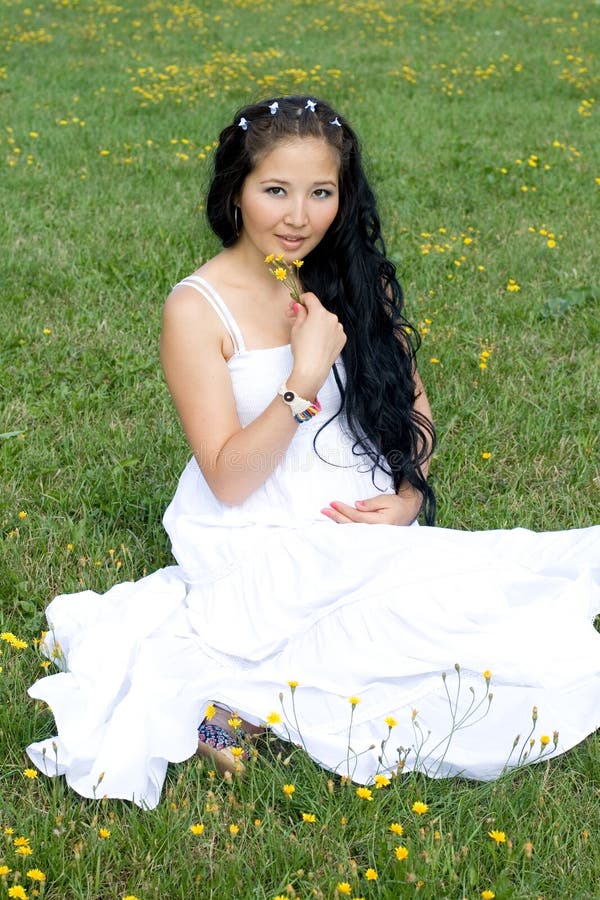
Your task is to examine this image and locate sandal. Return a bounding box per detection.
[196,721,247,775]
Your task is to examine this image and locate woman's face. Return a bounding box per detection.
[237,137,340,263]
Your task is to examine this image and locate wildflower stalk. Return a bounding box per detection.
[264,254,304,303]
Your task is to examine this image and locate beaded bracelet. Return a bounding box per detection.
[278,383,322,423]
[293,397,322,423]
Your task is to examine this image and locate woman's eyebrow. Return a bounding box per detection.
[258,177,338,186]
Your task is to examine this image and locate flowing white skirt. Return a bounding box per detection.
[27,521,600,809]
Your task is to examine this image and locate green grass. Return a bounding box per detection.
[1,0,599,897]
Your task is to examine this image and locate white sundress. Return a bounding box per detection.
[27,274,600,809]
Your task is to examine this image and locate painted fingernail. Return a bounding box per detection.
[329,502,338,510]
[355,500,366,507]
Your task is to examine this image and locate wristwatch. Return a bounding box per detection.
[278,382,322,423]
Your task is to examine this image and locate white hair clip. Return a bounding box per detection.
[329,117,342,127]
[238,117,249,131]
[269,101,279,115]
[305,99,317,112]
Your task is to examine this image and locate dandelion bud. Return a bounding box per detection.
[512,735,520,748]
[441,672,447,681]
[532,706,538,722]
[454,662,460,672]
[553,730,559,745]
[279,692,284,701]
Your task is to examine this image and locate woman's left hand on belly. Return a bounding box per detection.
[320,488,422,526]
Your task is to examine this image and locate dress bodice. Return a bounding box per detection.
[162,276,394,577]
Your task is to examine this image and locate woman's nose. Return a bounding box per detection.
[283,197,308,227]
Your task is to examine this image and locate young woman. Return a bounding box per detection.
[27,96,600,809]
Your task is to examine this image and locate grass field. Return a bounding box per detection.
[1,0,599,897]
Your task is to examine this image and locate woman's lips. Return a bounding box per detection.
[277,235,306,250]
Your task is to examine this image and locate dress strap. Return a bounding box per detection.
[175,274,246,355]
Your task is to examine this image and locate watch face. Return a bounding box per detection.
[283,391,295,402]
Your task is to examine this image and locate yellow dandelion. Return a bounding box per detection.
[389,822,404,835]
[292,259,304,268]
[302,812,316,823]
[483,669,492,680]
[122,896,141,900]
[547,239,556,248]
[8,887,28,900]
[356,786,373,801]
[288,679,299,689]
[204,703,216,721]
[274,267,287,281]
[384,715,397,727]
[13,836,30,846]
[395,845,409,861]
[481,892,495,899]
[26,870,46,882]
[337,884,351,895]
[506,279,521,292]
[264,254,275,263]
[412,801,429,815]
[488,830,507,845]
[374,774,390,789]
[365,867,378,880]
[348,696,360,707]
[266,711,282,725]
[229,823,239,835]
[16,846,33,856]
[282,783,295,796]
[230,747,244,759]
[98,827,111,839]
[189,823,205,835]
[23,769,38,779]
[18,510,28,519]
[228,716,242,730]
[0,865,12,875]
[481,452,492,460]
[540,735,550,747]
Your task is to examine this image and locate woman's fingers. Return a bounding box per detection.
[320,494,421,526]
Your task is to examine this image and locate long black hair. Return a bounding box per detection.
[206,96,436,524]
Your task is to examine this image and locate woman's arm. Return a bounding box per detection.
[160,286,345,505]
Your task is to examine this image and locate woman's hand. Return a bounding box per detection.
[286,292,346,399]
[320,486,423,526]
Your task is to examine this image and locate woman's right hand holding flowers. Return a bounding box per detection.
[286,292,346,398]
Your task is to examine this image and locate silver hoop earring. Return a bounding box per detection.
[234,206,241,236]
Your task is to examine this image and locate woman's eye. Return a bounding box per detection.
[313,188,332,199]
[266,186,285,196]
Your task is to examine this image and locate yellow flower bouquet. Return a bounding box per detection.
[264,254,304,304]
